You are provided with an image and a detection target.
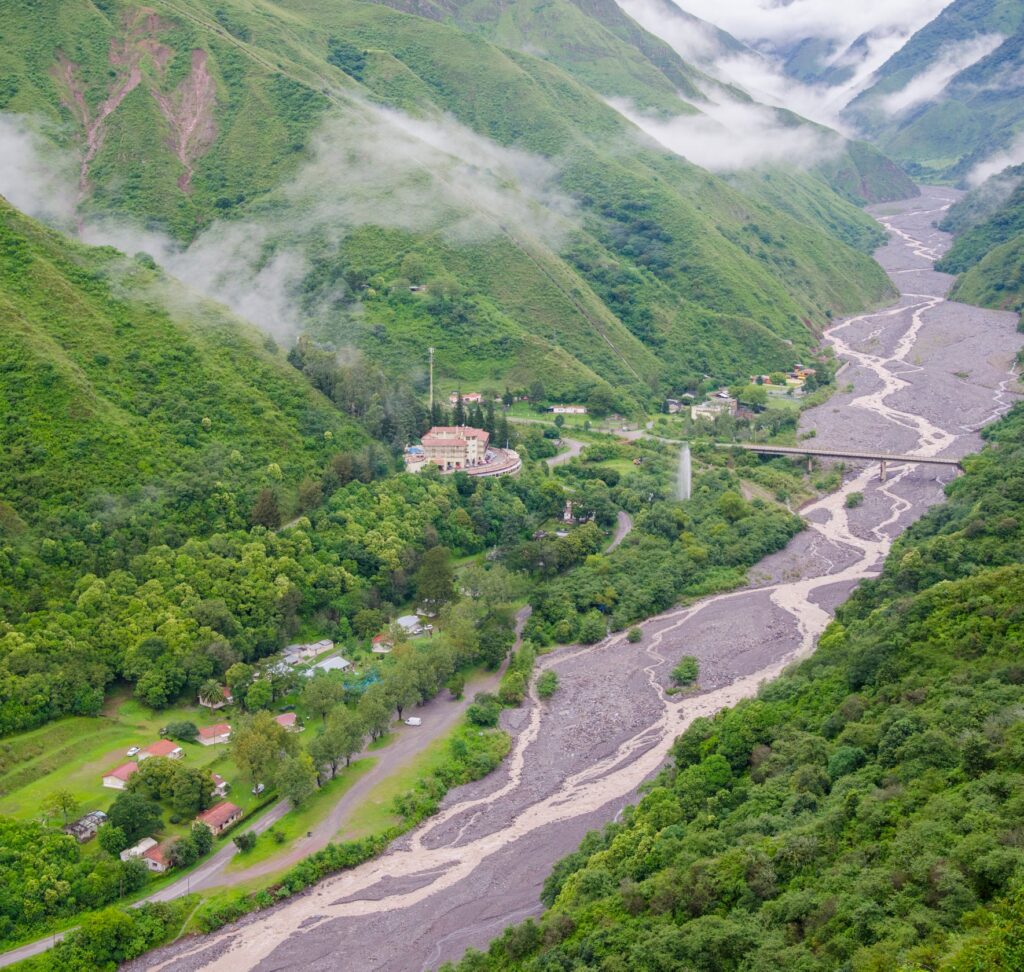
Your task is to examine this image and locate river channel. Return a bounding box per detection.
[136,187,1023,972]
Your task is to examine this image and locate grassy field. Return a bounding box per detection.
[0,694,264,842]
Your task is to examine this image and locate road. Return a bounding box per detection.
[127,187,1023,972]
[606,510,632,551]
[544,436,584,467]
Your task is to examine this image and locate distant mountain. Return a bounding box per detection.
[844,0,1024,181]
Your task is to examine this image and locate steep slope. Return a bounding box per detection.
[934,165,1024,314]
[0,0,897,400]
[844,0,1024,180]
[0,193,362,549]
[445,403,1024,972]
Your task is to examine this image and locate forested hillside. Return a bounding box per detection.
[448,405,1024,971]
[0,0,900,401]
[844,0,1024,181]
[936,165,1024,315]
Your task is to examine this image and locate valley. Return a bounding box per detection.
[123,188,1023,971]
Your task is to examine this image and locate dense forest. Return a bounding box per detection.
[446,404,1024,971]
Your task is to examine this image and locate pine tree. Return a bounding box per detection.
[453,393,466,426]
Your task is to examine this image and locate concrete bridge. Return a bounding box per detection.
[717,443,962,482]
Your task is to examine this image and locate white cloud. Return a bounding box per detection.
[879,33,1004,115]
[0,115,77,227]
[611,96,841,172]
[968,132,1024,187]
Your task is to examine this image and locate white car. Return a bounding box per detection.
[126,746,140,757]
[251,783,266,795]
[404,717,422,727]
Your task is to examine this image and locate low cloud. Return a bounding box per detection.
[968,132,1024,187]
[0,115,77,227]
[611,96,840,172]
[615,0,953,123]
[0,103,576,342]
[879,34,1004,115]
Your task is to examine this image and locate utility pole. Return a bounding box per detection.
[428,347,435,414]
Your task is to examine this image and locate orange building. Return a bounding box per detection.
[420,426,490,470]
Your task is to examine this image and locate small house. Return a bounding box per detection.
[275,712,302,732]
[396,615,423,636]
[197,723,231,746]
[371,633,393,655]
[283,640,334,666]
[142,843,171,873]
[196,801,243,836]
[138,740,184,761]
[102,762,139,790]
[120,837,158,862]
[449,391,483,404]
[63,810,108,843]
[200,686,233,710]
[550,405,587,415]
[211,773,230,799]
[304,655,352,677]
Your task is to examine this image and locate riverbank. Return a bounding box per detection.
[126,188,1023,971]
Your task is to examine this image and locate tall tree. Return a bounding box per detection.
[250,488,281,529]
[230,711,298,788]
[415,546,455,609]
[276,753,318,806]
[42,788,79,825]
[453,392,466,426]
[302,672,346,722]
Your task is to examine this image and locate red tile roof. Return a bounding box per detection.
[275,712,297,728]
[198,723,231,739]
[424,426,489,440]
[196,801,242,830]
[142,739,181,757]
[105,762,139,782]
[143,844,169,866]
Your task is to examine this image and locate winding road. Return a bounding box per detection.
[125,189,1021,972]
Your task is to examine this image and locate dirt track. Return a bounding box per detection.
[131,189,1023,972]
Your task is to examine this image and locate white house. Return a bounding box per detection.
[304,655,352,677]
[120,837,158,863]
[396,615,423,636]
[283,640,334,666]
[550,405,587,414]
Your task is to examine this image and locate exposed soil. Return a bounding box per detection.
[152,49,217,193]
[130,189,1023,972]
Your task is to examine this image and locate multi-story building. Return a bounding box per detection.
[420,426,490,470]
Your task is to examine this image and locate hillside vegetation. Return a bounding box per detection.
[845,0,1024,181]
[0,0,899,401]
[936,166,1024,315]
[447,406,1024,971]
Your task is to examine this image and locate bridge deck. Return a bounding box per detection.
[717,444,961,466]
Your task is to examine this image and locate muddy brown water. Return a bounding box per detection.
[131,188,1023,972]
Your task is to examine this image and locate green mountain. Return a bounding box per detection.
[935,164,1024,314]
[844,0,1024,181]
[0,193,363,593]
[0,0,900,403]
[446,402,1024,972]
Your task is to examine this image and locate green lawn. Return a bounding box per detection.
[225,758,376,872]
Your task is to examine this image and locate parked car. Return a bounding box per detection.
[404,717,422,727]
[251,783,266,795]
[126,746,140,757]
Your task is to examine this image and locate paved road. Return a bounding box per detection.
[606,510,633,551]
[0,609,532,969]
[545,437,584,467]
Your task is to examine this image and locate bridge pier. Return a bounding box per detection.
[807,456,813,474]
[880,459,887,483]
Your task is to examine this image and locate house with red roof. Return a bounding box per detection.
[138,740,184,761]
[102,762,139,789]
[274,712,301,732]
[195,801,243,835]
[142,842,171,873]
[197,723,231,746]
[211,773,230,799]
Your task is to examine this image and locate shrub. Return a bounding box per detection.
[164,721,198,741]
[233,831,257,852]
[627,627,643,643]
[671,656,699,687]
[845,491,865,509]
[536,671,559,699]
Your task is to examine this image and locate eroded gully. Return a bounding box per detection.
[135,188,1023,972]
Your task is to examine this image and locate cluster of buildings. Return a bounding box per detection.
[690,390,738,422]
